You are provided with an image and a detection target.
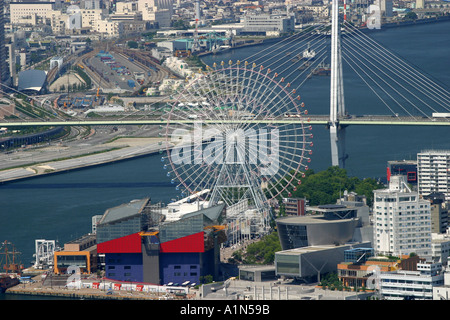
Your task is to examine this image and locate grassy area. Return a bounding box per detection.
[0,147,124,173]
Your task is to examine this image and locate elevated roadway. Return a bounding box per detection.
[1,115,450,127]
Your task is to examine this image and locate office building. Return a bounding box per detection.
[81,0,102,10]
[138,0,172,27]
[94,19,124,37]
[337,251,424,289]
[54,234,97,275]
[418,150,450,201]
[9,1,54,25]
[5,36,16,87]
[373,175,432,258]
[416,0,425,9]
[243,13,295,35]
[380,0,393,17]
[380,261,445,300]
[282,197,306,216]
[433,261,450,300]
[423,192,448,234]
[0,0,10,89]
[387,159,417,185]
[274,242,371,282]
[431,232,450,265]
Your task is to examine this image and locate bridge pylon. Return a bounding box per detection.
[329,0,348,168]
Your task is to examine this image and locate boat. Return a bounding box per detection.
[301,43,316,60]
[312,59,331,76]
[0,241,23,292]
[0,274,20,293]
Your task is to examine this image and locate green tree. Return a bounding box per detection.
[127,40,139,49]
[199,275,213,284]
[273,166,383,206]
[404,11,418,20]
[171,19,190,30]
[229,232,282,265]
[319,272,341,289]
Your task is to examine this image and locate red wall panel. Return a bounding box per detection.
[97,232,142,254]
[160,232,204,253]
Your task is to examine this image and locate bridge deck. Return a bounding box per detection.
[1,116,449,127]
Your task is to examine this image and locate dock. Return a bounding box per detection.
[6,273,195,300]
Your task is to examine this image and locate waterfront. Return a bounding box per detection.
[1,21,449,299]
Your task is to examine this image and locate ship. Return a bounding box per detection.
[0,275,20,293]
[301,43,316,61]
[312,60,331,76]
[0,240,23,292]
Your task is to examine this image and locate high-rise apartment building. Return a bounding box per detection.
[423,192,448,234]
[418,150,450,201]
[0,0,10,89]
[373,175,432,258]
[138,0,172,27]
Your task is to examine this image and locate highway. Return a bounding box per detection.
[0,124,164,183]
[1,115,450,127]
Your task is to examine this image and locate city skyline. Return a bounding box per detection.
[1,0,450,302]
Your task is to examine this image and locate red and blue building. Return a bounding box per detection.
[96,198,226,285]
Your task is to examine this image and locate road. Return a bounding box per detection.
[3,114,450,127]
[0,125,166,183]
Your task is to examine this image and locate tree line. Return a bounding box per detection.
[230,166,384,265]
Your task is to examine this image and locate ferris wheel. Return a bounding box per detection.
[161,60,313,209]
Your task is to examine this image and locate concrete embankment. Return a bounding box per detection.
[6,272,195,300]
[0,138,169,184]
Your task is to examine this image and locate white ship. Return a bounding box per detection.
[302,44,316,60]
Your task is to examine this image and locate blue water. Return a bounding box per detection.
[0,21,449,284]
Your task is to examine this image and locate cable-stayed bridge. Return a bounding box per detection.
[0,0,449,170]
[1,115,450,127]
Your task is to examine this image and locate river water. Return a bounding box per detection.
[0,21,449,281]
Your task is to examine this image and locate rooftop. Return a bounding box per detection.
[312,204,349,211]
[276,214,357,225]
[99,198,150,225]
[277,244,350,256]
[18,69,47,92]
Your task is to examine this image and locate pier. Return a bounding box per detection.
[6,272,195,300]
